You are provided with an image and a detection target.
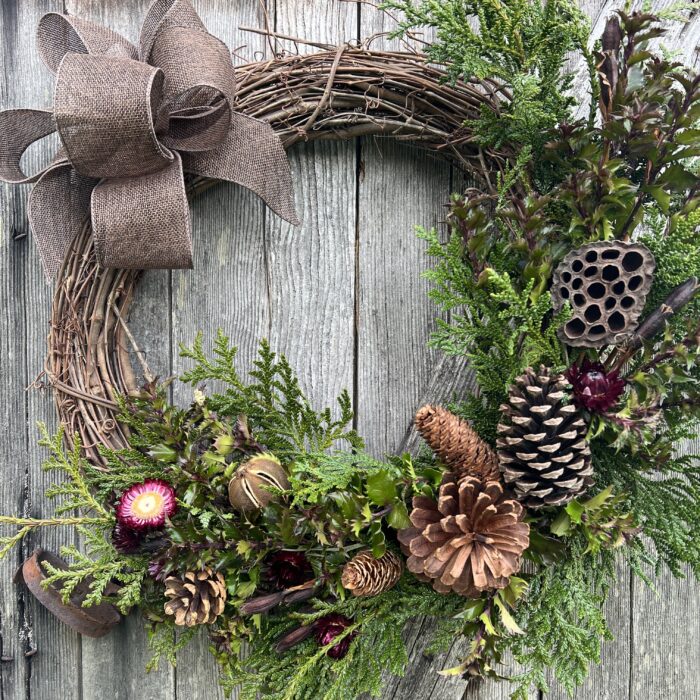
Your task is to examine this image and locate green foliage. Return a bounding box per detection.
[43,530,148,615]
[546,10,700,244]
[181,332,363,457]
[592,442,700,578]
[642,207,700,333]
[381,0,593,181]
[550,485,639,554]
[421,227,568,439]
[507,538,615,698]
[219,576,465,700]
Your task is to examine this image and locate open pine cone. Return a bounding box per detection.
[415,405,500,480]
[397,473,529,597]
[164,568,227,627]
[497,366,593,509]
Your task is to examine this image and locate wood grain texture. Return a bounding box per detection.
[0,2,82,700]
[0,1,699,699]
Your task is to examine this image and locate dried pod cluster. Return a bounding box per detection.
[228,453,290,511]
[552,241,655,347]
[497,366,593,509]
[341,550,403,597]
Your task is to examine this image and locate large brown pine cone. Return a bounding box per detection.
[163,568,227,627]
[341,550,403,597]
[415,405,500,481]
[397,474,529,597]
[497,366,593,509]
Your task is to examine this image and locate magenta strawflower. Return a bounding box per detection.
[313,614,357,659]
[566,358,626,413]
[115,479,177,531]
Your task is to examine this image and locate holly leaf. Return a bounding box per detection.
[456,598,486,621]
[583,484,614,511]
[494,594,524,635]
[565,500,585,524]
[550,510,573,536]
[386,501,411,529]
[366,470,397,505]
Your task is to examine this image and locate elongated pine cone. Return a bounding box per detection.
[164,568,227,627]
[341,550,403,597]
[497,366,593,509]
[415,405,500,481]
[397,474,529,597]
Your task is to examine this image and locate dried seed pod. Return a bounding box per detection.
[228,453,290,511]
[552,241,655,347]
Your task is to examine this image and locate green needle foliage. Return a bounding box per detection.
[381,0,594,176]
[220,576,465,700]
[508,538,615,699]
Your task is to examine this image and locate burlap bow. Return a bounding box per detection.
[0,0,299,277]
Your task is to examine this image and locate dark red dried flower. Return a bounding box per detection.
[111,523,143,554]
[148,558,167,582]
[566,359,626,413]
[313,614,357,660]
[266,551,313,590]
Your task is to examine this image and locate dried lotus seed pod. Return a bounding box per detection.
[552,241,655,348]
[228,453,290,511]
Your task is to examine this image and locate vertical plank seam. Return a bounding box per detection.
[628,568,634,700]
[18,195,32,700]
[169,267,176,700]
[352,0,362,431]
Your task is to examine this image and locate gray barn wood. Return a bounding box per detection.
[0,1,698,698]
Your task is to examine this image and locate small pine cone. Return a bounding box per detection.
[341,550,403,597]
[164,568,227,627]
[398,474,529,597]
[415,405,500,481]
[497,366,593,509]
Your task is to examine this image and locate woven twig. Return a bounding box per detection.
[46,49,509,467]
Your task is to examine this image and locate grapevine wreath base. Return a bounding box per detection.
[2,2,700,700]
[46,46,508,467]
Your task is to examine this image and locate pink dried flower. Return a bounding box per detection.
[115,479,177,531]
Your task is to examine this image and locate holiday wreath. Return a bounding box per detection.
[1,1,700,698]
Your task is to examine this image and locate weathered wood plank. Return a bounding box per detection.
[0,2,83,700]
[266,1,357,409]
[0,2,699,700]
[169,2,272,698]
[0,3,33,698]
[353,6,481,698]
[57,0,176,697]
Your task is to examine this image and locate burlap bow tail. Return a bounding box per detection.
[0,0,299,277]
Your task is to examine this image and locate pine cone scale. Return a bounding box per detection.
[415,405,500,481]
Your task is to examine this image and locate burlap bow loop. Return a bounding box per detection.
[0,0,299,277]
